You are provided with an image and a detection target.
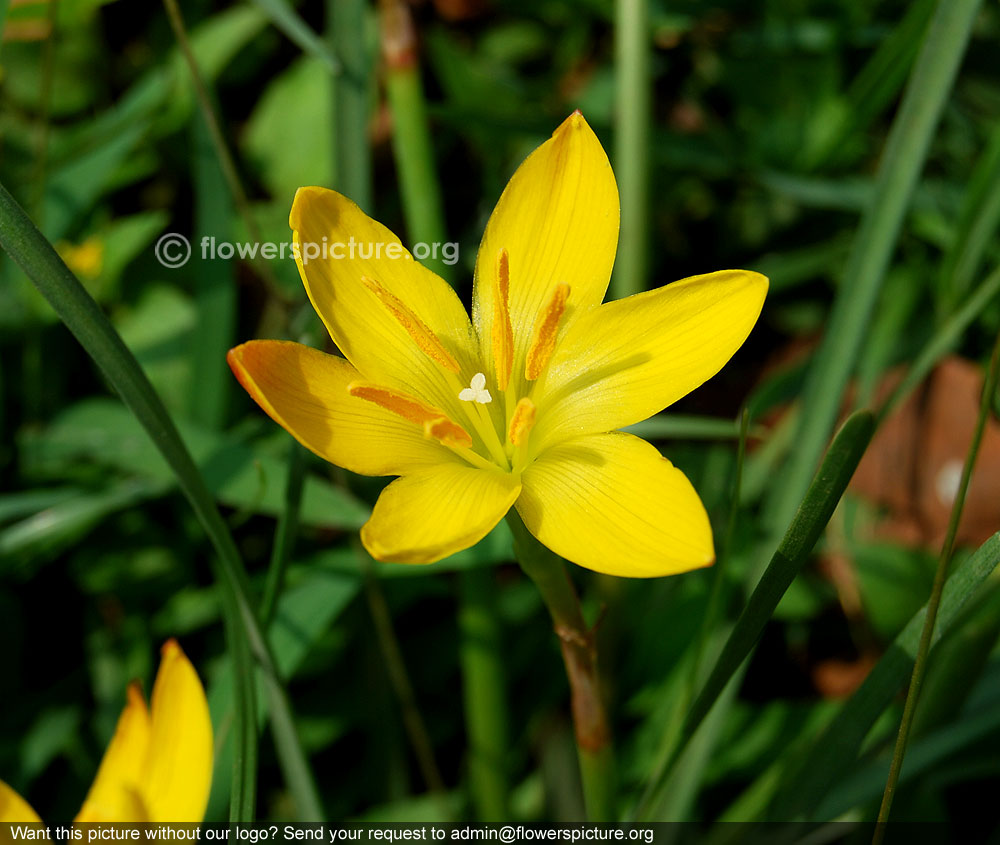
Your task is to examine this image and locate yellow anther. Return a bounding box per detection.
[525,283,570,380]
[507,398,536,447]
[362,276,460,374]
[349,382,472,448]
[425,417,474,449]
[492,247,514,390]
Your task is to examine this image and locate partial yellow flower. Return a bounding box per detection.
[57,236,104,280]
[0,640,213,823]
[228,112,767,577]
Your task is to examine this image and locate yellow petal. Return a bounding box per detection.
[533,270,767,452]
[290,187,478,417]
[74,682,152,822]
[228,340,457,476]
[362,466,521,564]
[517,432,714,577]
[139,640,213,822]
[0,780,42,823]
[472,112,619,395]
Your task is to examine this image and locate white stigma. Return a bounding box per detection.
[459,372,492,404]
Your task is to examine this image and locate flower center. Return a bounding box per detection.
[350,256,569,474]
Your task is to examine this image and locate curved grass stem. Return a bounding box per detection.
[873,331,1000,838]
[0,181,324,821]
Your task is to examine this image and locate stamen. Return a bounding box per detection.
[459,372,492,404]
[349,382,472,448]
[507,397,536,447]
[525,283,570,380]
[491,247,514,390]
[363,275,460,374]
[425,417,474,449]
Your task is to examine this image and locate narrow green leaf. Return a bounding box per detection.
[768,531,1000,820]
[249,0,339,73]
[188,104,236,430]
[635,410,875,820]
[877,264,1000,424]
[623,414,766,441]
[21,398,370,529]
[762,0,983,551]
[938,124,1000,313]
[0,181,325,821]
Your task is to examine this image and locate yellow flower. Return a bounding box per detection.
[57,236,104,280]
[0,640,213,823]
[228,112,767,577]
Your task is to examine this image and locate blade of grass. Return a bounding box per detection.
[459,568,509,820]
[354,542,448,801]
[873,331,1000,836]
[379,0,451,282]
[877,264,1000,424]
[189,105,236,430]
[0,181,324,821]
[161,0,288,305]
[623,413,766,441]
[801,0,936,170]
[762,0,983,559]
[330,0,373,212]
[937,124,1000,315]
[768,531,1000,821]
[260,439,307,628]
[248,0,339,73]
[635,410,875,821]
[611,0,650,299]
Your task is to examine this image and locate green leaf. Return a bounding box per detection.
[21,398,370,530]
[768,531,1000,820]
[243,57,334,199]
[635,410,875,820]
[205,565,361,820]
[761,0,984,547]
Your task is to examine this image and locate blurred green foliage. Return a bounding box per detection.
[2,0,1000,828]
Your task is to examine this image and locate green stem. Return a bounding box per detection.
[0,181,324,821]
[507,512,616,822]
[330,0,373,211]
[260,440,306,627]
[458,569,509,820]
[379,0,451,282]
[761,0,982,552]
[873,331,1000,837]
[223,588,257,821]
[161,0,288,304]
[354,544,448,798]
[688,408,749,689]
[611,0,650,300]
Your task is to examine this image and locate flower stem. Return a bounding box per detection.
[506,511,616,821]
[873,330,1000,838]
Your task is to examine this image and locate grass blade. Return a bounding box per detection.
[762,0,983,549]
[611,0,650,299]
[0,180,324,820]
[249,0,339,73]
[874,331,1000,833]
[768,531,1000,821]
[635,410,875,821]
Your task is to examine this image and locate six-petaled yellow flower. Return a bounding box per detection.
[228,112,767,577]
[0,640,213,823]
